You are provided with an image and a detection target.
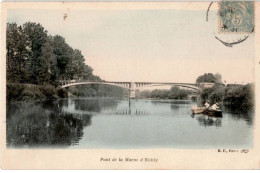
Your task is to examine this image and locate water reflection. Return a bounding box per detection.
[191,114,222,127]
[6,98,254,148]
[6,101,91,148]
[170,104,181,110]
[151,100,191,105]
[224,107,254,126]
[190,105,254,128]
[114,109,147,115]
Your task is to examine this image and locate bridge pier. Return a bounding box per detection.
[129,90,136,99]
[129,82,136,99]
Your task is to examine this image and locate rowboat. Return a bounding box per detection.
[192,106,206,114]
[204,109,223,117]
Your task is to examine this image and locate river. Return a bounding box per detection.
[6,98,254,149]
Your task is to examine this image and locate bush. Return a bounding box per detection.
[140,90,151,98]
[79,88,97,97]
[168,87,189,99]
[200,83,254,110]
[224,84,254,108]
[200,88,213,103]
[7,83,25,101]
[57,88,68,98]
[7,83,68,101]
[22,88,38,100]
[39,85,58,99]
[208,85,225,104]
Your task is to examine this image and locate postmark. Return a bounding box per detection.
[218,1,254,33]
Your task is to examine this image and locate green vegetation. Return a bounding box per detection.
[196,73,222,84]
[200,83,254,109]
[68,85,129,98]
[7,83,68,101]
[224,84,254,108]
[196,73,254,110]
[7,22,100,85]
[7,22,127,100]
[136,86,193,99]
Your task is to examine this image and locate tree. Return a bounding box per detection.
[214,73,222,84]
[6,22,101,87]
[196,73,217,84]
[22,22,48,84]
[208,85,225,104]
[6,23,31,83]
[242,84,254,107]
[168,86,189,99]
[200,87,214,103]
[140,90,151,98]
[38,38,57,84]
[70,49,85,77]
[224,84,254,108]
[151,89,160,98]
[52,35,70,80]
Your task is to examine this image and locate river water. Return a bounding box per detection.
[6,98,254,149]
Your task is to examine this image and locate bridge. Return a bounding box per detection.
[60,80,202,98]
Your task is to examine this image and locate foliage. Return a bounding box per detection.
[68,85,129,98]
[168,87,190,99]
[6,22,103,100]
[197,72,254,110]
[6,22,100,85]
[6,83,25,101]
[136,90,151,98]
[224,84,254,108]
[95,85,128,97]
[196,73,222,84]
[136,87,192,100]
[151,89,170,99]
[21,87,45,100]
[79,88,97,97]
[7,83,67,101]
[200,85,225,105]
[38,85,59,99]
[57,88,68,98]
[214,73,222,84]
[200,83,254,109]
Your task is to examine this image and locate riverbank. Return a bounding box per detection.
[199,83,254,111]
[6,83,129,102]
[7,83,68,102]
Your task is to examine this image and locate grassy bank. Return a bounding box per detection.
[7,83,68,102]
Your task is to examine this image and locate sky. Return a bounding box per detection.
[7,7,255,84]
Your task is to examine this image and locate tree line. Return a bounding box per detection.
[200,84,254,110]
[197,73,254,110]
[136,86,194,100]
[7,22,100,86]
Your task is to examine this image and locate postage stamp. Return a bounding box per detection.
[219,1,254,33]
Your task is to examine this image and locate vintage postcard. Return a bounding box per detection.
[0,1,260,170]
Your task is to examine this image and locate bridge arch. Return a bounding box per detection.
[136,83,199,91]
[61,81,131,90]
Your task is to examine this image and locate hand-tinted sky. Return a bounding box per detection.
[7,7,255,84]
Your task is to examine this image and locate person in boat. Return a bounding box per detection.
[210,103,219,110]
[204,101,210,109]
